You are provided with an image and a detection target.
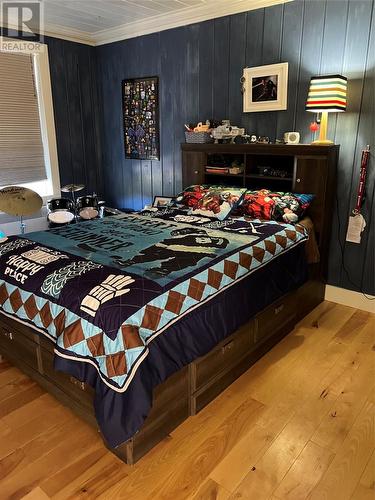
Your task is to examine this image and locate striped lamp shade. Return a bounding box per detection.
[306,75,347,112]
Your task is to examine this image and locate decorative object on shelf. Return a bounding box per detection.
[284,132,300,144]
[306,74,347,145]
[242,63,288,112]
[257,166,289,178]
[193,122,210,132]
[257,136,270,144]
[211,120,245,143]
[152,196,173,208]
[309,121,319,133]
[185,121,214,143]
[205,166,229,175]
[229,166,244,175]
[122,76,159,160]
[233,135,252,144]
[185,131,213,144]
[0,186,42,234]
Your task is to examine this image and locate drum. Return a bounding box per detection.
[77,195,99,220]
[47,198,75,225]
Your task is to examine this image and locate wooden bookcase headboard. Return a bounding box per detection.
[181,143,339,280]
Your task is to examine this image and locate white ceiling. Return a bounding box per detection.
[4,0,291,46]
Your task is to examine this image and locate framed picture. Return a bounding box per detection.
[243,63,288,112]
[122,76,159,160]
[152,196,173,208]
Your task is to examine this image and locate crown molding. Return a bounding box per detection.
[42,23,96,46]
[1,0,290,47]
[94,0,291,46]
[0,20,95,46]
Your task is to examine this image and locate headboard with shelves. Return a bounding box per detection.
[181,143,339,280]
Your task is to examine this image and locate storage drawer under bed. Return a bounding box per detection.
[0,322,41,372]
[254,291,297,343]
[39,336,94,410]
[190,320,255,394]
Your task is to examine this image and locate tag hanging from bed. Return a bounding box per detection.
[346,147,370,244]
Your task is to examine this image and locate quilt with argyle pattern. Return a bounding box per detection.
[0,208,308,447]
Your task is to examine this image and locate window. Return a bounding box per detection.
[0,42,60,202]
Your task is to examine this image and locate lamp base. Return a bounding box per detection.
[311,139,334,145]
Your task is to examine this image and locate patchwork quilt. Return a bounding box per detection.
[0,208,308,446]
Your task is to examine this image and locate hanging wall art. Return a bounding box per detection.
[122,76,159,160]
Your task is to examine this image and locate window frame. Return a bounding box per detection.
[0,39,60,213]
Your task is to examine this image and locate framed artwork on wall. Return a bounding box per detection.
[122,76,159,160]
[242,63,288,112]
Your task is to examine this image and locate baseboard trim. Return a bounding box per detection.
[325,285,375,314]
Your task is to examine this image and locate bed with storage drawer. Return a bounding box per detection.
[0,143,338,464]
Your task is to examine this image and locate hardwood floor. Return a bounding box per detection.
[0,301,374,500]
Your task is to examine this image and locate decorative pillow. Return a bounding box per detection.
[272,193,302,223]
[238,189,277,220]
[293,193,315,213]
[236,190,315,223]
[175,184,208,208]
[190,186,247,220]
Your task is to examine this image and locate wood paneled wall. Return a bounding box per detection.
[94,0,374,296]
[46,36,102,195]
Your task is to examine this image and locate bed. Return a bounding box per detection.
[0,145,338,464]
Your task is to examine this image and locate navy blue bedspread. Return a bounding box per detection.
[0,208,308,447]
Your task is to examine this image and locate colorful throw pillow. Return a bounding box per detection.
[190,187,247,220]
[236,190,314,223]
[272,193,302,223]
[175,184,209,208]
[238,189,277,220]
[293,193,315,213]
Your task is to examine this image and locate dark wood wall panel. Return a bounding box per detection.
[46,36,101,195]
[96,0,375,295]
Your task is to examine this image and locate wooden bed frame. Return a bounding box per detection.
[0,144,338,464]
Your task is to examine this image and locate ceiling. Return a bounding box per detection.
[3,0,291,46]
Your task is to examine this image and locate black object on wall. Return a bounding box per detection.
[95,0,374,296]
[122,76,159,160]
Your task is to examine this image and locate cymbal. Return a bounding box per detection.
[0,186,43,216]
[61,183,85,193]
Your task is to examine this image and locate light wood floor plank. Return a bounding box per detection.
[351,450,375,500]
[308,400,375,500]
[273,441,335,499]
[138,397,264,500]
[333,310,371,345]
[189,478,231,500]
[21,486,51,500]
[311,347,374,453]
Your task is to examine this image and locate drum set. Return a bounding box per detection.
[0,183,121,235]
[47,184,119,227]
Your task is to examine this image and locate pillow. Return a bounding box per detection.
[175,184,208,208]
[238,189,277,220]
[271,193,302,223]
[293,193,315,213]
[190,186,247,220]
[272,192,315,223]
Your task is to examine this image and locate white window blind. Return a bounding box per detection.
[0,52,47,186]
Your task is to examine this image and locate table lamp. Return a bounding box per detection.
[305,74,347,144]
